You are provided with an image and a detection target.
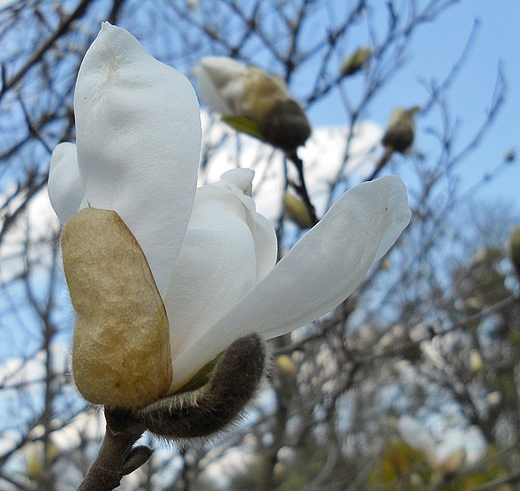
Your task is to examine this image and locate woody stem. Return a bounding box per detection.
[77,407,151,491]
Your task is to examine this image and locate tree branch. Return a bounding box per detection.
[77,408,151,491]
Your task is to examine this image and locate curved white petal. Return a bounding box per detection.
[216,169,277,280]
[48,142,85,224]
[74,23,201,295]
[165,170,277,392]
[172,176,410,387]
[195,57,248,116]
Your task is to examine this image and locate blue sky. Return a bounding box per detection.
[306,0,519,211]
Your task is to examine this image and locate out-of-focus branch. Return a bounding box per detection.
[0,0,93,101]
[285,149,318,226]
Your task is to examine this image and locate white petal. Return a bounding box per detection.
[217,169,277,280]
[165,188,257,359]
[48,142,85,224]
[195,57,248,116]
[74,23,201,295]
[165,170,277,392]
[172,176,410,387]
[436,429,466,465]
[398,416,435,453]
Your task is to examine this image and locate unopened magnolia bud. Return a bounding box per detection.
[469,349,483,373]
[276,355,296,377]
[242,67,311,151]
[25,441,59,480]
[504,148,516,163]
[486,391,501,407]
[340,46,372,77]
[25,443,43,480]
[382,106,421,154]
[283,192,315,229]
[134,333,266,439]
[62,207,172,408]
[260,98,311,151]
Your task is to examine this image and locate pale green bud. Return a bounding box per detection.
[340,46,372,77]
[283,192,316,229]
[382,106,421,154]
[469,349,483,373]
[276,354,296,377]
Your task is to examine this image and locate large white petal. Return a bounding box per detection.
[165,170,276,392]
[171,176,410,388]
[48,142,84,224]
[74,23,201,295]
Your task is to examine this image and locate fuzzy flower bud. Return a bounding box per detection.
[195,57,311,151]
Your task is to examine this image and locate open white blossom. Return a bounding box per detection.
[398,416,487,474]
[48,23,411,408]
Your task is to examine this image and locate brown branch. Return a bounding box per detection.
[285,149,318,226]
[0,0,93,101]
[77,408,151,491]
[361,291,520,364]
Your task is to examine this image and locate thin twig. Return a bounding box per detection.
[285,149,318,225]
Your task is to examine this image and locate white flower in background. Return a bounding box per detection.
[195,57,311,151]
[398,416,487,474]
[48,24,411,414]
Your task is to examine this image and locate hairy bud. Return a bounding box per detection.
[132,333,266,439]
[62,207,172,408]
[261,98,311,151]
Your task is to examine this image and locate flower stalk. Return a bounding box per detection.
[77,408,150,491]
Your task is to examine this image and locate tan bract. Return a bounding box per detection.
[61,207,172,408]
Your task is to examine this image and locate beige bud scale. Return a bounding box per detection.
[61,207,172,408]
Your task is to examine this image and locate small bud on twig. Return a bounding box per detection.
[340,46,372,77]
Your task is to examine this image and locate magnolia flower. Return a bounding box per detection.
[48,24,411,435]
[370,105,421,180]
[398,416,486,475]
[194,57,311,151]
